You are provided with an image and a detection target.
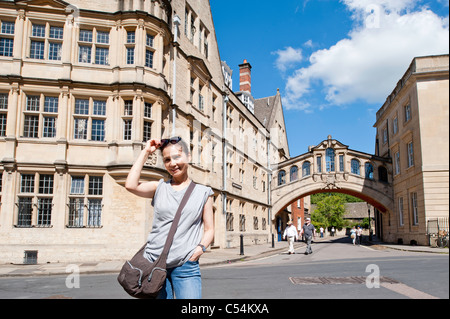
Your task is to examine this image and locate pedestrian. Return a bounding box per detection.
[331,227,335,237]
[300,218,316,255]
[356,226,363,245]
[350,226,357,245]
[283,221,298,254]
[125,137,214,299]
[320,227,324,238]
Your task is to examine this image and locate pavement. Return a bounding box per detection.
[0,236,447,278]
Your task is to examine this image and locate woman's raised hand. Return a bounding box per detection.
[144,139,162,154]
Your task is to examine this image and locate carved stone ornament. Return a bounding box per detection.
[145,152,158,166]
[322,174,341,190]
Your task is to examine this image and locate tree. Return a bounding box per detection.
[311,195,347,229]
[311,193,364,204]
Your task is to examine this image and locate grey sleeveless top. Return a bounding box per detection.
[144,179,213,268]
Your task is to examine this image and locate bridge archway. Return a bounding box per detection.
[271,137,393,238]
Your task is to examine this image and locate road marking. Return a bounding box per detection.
[359,245,376,251]
[381,283,439,299]
[289,276,439,299]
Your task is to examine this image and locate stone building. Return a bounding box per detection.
[373,54,449,245]
[0,0,289,263]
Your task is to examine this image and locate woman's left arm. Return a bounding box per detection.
[189,196,214,261]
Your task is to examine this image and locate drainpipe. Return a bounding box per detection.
[171,15,181,136]
[267,135,273,240]
[222,94,229,247]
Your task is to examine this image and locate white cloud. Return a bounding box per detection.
[272,47,304,72]
[283,1,449,111]
[303,40,315,48]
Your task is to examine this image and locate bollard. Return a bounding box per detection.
[240,234,244,255]
[272,233,275,248]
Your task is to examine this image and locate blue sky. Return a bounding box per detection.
[210,0,449,157]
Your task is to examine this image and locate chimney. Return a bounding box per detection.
[239,59,252,93]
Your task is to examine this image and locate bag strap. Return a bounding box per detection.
[158,181,196,264]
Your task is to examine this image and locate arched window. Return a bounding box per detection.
[290,166,298,182]
[365,163,374,179]
[302,161,311,177]
[278,170,286,186]
[326,148,335,172]
[378,166,388,183]
[351,159,360,175]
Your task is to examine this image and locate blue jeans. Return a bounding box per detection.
[157,261,202,299]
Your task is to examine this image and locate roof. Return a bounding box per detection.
[254,93,279,129]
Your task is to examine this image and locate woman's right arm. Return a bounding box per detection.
[125,139,161,198]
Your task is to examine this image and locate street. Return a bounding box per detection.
[202,237,449,299]
[0,237,448,300]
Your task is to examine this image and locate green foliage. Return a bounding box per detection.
[311,193,364,204]
[311,194,348,229]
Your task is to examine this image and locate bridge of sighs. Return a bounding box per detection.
[271,136,393,239]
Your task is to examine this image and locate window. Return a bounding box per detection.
[122,100,133,141]
[316,156,322,173]
[339,155,344,172]
[365,163,374,179]
[326,148,335,172]
[78,28,110,65]
[290,166,298,182]
[199,93,205,112]
[394,152,400,175]
[145,33,155,68]
[411,192,418,225]
[68,175,103,228]
[16,173,54,228]
[239,213,246,232]
[253,166,258,189]
[23,94,58,138]
[383,128,388,144]
[190,14,196,43]
[239,157,245,183]
[73,98,106,141]
[29,23,63,61]
[393,117,398,135]
[226,212,234,231]
[302,161,311,177]
[0,93,8,137]
[404,103,411,123]
[253,216,259,231]
[0,20,15,57]
[226,105,233,129]
[351,159,360,175]
[143,102,153,142]
[226,150,233,179]
[126,30,135,65]
[278,170,286,186]
[203,32,209,59]
[407,142,414,168]
[398,197,404,226]
[378,166,388,183]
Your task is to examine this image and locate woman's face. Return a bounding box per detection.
[162,144,190,179]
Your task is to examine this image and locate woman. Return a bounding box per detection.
[350,226,357,245]
[125,137,214,299]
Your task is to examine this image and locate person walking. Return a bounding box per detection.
[319,227,324,238]
[125,137,214,299]
[331,227,335,237]
[350,226,357,245]
[283,221,298,254]
[300,218,316,255]
[356,226,363,245]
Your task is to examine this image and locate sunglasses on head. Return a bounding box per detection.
[160,137,182,148]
